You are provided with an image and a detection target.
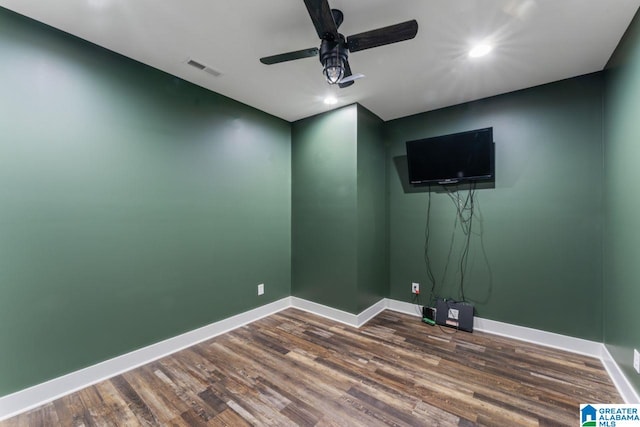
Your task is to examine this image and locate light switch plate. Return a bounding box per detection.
[634,349,639,374]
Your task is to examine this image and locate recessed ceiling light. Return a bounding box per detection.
[324,96,338,105]
[469,44,493,58]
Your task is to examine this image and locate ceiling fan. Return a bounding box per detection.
[260,0,418,88]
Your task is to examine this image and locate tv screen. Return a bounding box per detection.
[406,127,494,185]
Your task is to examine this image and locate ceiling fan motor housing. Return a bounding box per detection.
[320,35,348,84]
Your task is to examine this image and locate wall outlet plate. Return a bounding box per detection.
[257,283,264,296]
[634,349,640,374]
[411,282,419,294]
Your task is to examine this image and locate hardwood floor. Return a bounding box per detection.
[1,309,621,426]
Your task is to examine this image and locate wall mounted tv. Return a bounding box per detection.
[406,127,495,185]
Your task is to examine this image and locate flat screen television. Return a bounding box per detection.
[406,127,494,185]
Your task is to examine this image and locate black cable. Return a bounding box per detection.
[458,183,475,301]
[438,324,457,334]
[456,185,474,235]
[428,181,481,311]
[440,193,458,298]
[411,291,423,317]
[429,298,459,334]
[473,195,493,305]
[424,184,437,307]
[442,183,477,303]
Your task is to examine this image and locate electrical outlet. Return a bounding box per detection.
[411,282,419,294]
[634,349,640,374]
[257,283,264,296]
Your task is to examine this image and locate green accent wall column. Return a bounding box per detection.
[292,106,359,312]
[356,107,388,311]
[386,74,605,340]
[0,8,291,396]
[604,9,640,395]
[292,105,387,313]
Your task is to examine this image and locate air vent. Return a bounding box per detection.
[203,67,222,77]
[187,59,206,70]
[186,58,222,77]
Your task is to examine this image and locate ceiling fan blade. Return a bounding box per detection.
[347,20,418,52]
[303,0,339,40]
[260,47,319,65]
[339,73,365,86]
[338,60,354,88]
[338,60,361,88]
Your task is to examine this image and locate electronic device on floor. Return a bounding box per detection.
[435,299,474,332]
[422,306,436,325]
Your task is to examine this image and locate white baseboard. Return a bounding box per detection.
[0,296,385,421]
[2,296,638,420]
[600,345,640,404]
[384,299,601,357]
[385,298,423,317]
[473,317,603,358]
[288,297,388,328]
[289,297,359,326]
[356,299,387,327]
[0,297,292,422]
[382,298,638,403]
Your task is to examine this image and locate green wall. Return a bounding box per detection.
[3,0,640,402]
[604,9,640,394]
[0,8,291,396]
[356,107,388,311]
[291,105,388,313]
[291,106,359,311]
[386,74,605,340]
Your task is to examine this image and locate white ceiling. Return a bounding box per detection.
[1,0,639,122]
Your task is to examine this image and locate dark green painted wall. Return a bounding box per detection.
[356,107,388,311]
[386,75,605,340]
[291,106,359,312]
[3,0,640,402]
[604,9,640,394]
[0,8,291,396]
[291,105,388,313]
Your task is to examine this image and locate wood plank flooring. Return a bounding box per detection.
[1,309,621,426]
